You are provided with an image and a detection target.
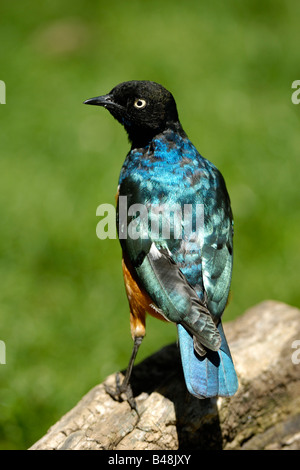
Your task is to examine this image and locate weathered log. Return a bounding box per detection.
[30,300,300,450]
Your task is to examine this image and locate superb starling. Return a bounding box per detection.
[84,81,238,404]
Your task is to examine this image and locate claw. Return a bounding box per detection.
[104,372,139,415]
[103,336,143,415]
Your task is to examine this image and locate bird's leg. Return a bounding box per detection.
[104,335,143,413]
[119,335,143,393]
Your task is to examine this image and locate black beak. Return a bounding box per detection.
[83,94,113,107]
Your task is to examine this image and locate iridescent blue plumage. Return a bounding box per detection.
[118,130,238,396]
[85,80,238,401]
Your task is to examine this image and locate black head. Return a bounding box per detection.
[84,80,182,147]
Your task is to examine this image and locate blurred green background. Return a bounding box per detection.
[0,0,299,449]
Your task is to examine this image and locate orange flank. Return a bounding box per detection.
[122,253,168,340]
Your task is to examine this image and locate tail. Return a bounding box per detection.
[177,321,238,398]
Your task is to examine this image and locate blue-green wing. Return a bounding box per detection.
[117,144,233,354]
[200,168,233,320]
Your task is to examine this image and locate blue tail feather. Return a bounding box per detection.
[177,322,238,398]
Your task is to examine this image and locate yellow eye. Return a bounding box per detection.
[134,98,147,109]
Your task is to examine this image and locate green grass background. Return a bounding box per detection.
[0,0,299,449]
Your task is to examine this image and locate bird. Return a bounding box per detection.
[84,80,238,405]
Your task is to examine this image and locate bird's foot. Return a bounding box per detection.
[104,372,139,415]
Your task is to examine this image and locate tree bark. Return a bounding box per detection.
[30,300,300,450]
